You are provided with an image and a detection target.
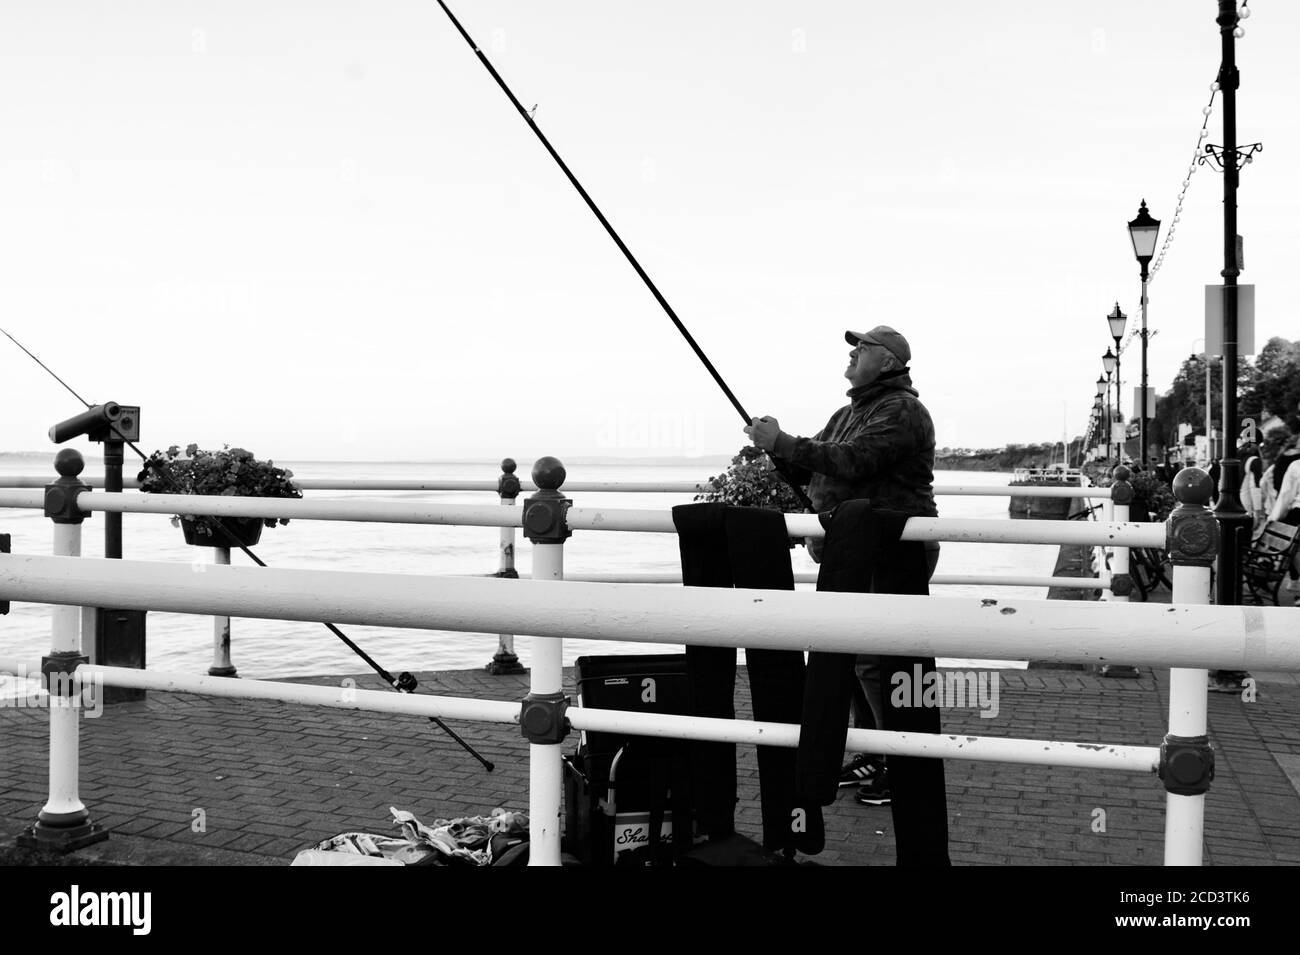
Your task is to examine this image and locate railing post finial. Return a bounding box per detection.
[498,458,521,501]
[1167,468,1218,566]
[523,457,570,543]
[44,449,90,525]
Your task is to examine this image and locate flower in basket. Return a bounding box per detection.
[137,443,303,538]
[696,447,806,541]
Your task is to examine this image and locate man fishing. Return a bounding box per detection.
[744,325,940,807]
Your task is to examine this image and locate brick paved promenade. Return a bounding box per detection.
[3,658,1299,866]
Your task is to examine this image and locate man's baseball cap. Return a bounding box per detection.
[845,325,911,364]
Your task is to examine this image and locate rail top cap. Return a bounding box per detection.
[1112,464,1131,482]
[1172,466,1213,507]
[53,448,85,478]
[532,456,566,490]
[501,458,517,474]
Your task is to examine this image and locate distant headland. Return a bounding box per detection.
[935,443,1068,473]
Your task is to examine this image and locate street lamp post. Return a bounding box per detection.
[1102,350,1117,461]
[1210,0,1252,690]
[1128,201,1161,466]
[1092,401,1103,459]
[1096,376,1109,459]
[1212,0,1250,609]
[1107,304,1127,463]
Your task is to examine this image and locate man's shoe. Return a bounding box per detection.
[1208,670,1251,694]
[854,773,892,806]
[838,753,884,788]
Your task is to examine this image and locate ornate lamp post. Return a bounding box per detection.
[1092,400,1102,459]
[1106,303,1127,462]
[1091,400,1103,459]
[1103,348,1118,462]
[1206,0,1256,692]
[1096,375,1110,460]
[1128,200,1161,466]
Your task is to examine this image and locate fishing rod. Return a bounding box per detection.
[433,0,816,513]
[2,326,494,772]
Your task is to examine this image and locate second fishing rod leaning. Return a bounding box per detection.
[6,326,493,772]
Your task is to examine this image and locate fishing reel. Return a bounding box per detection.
[395,671,419,693]
[48,402,140,444]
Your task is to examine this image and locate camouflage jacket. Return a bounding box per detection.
[772,373,938,523]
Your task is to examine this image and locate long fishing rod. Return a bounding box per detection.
[434,0,816,512]
[1,326,493,772]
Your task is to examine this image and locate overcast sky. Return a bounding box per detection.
[1,1,1295,463]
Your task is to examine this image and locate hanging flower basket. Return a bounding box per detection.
[179,516,265,549]
[138,444,302,548]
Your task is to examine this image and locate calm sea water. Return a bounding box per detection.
[0,461,1065,680]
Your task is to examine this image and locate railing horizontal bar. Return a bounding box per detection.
[0,489,44,508]
[0,658,42,678]
[565,508,1163,546]
[572,710,1158,771]
[50,665,1156,772]
[82,665,522,721]
[0,489,1164,546]
[498,571,1106,589]
[294,479,713,493]
[3,476,1105,498]
[2,555,1295,670]
[930,574,1106,589]
[0,476,713,494]
[62,493,524,528]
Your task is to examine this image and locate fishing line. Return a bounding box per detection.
[2,327,93,409]
[1,326,493,771]
[433,0,816,512]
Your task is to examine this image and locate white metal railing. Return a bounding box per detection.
[1,474,1108,497]
[0,524,1273,867]
[0,489,1155,546]
[0,455,1265,867]
[1,555,1243,663]
[507,570,1109,589]
[0,463,1133,674]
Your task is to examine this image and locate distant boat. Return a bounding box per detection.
[1008,464,1082,519]
[1009,464,1082,486]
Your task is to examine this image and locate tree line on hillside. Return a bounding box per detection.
[935,443,1072,471]
[1152,336,1300,452]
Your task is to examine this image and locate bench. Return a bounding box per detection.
[1243,521,1300,606]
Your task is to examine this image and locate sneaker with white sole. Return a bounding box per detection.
[854,769,892,806]
[838,753,884,788]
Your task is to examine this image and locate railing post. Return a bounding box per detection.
[519,456,571,866]
[1161,467,1218,866]
[1100,466,1140,677]
[18,448,108,851]
[486,458,525,675]
[209,545,237,677]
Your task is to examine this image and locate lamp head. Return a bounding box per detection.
[1107,302,1128,340]
[1128,198,1161,266]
